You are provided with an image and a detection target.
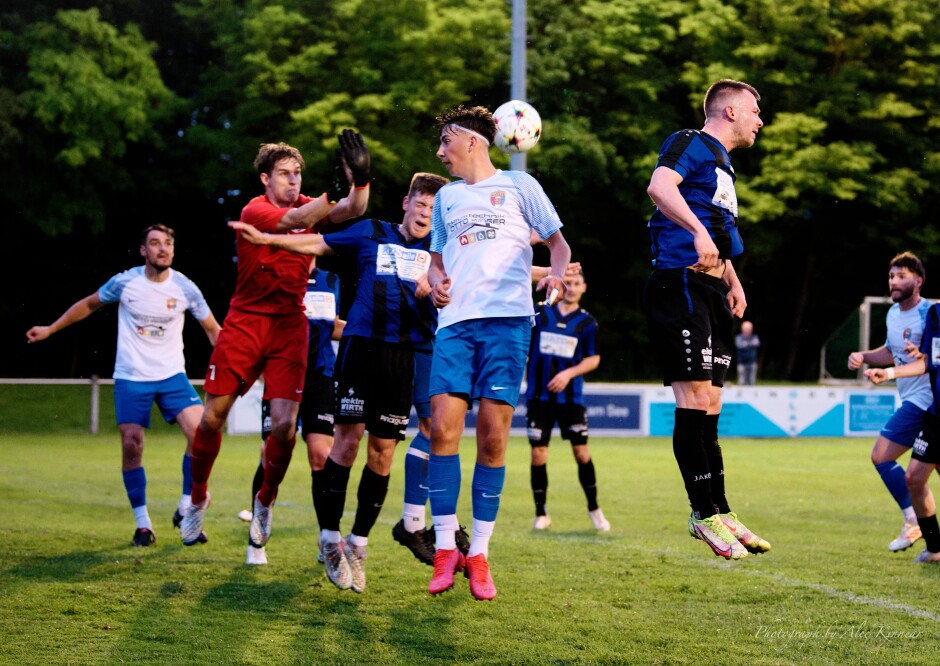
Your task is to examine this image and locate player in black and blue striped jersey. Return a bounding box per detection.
[643,79,770,560]
[524,268,608,532]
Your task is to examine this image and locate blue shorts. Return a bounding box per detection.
[430,317,530,408]
[114,373,202,428]
[413,347,433,419]
[880,400,927,448]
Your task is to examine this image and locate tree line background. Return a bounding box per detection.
[4,0,939,383]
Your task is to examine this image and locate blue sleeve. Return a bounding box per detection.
[322,220,369,254]
[509,171,563,241]
[430,190,446,254]
[97,270,133,305]
[176,272,212,321]
[920,306,937,356]
[581,320,598,358]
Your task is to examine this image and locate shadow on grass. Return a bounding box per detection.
[2,547,126,583]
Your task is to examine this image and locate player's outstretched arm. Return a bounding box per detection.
[26,292,104,344]
[531,262,581,283]
[228,221,332,256]
[866,357,926,384]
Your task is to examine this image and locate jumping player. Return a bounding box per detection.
[229,172,448,592]
[426,104,571,600]
[643,79,771,560]
[179,132,370,549]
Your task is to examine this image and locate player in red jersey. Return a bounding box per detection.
[179,131,371,548]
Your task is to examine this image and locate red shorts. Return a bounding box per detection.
[205,309,308,401]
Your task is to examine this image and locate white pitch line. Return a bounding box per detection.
[542,532,940,623]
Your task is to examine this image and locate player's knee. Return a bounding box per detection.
[531,446,549,466]
[366,442,396,474]
[572,444,590,464]
[905,465,928,490]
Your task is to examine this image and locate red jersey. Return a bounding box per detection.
[228,193,322,314]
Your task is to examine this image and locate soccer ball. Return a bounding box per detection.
[492,100,542,153]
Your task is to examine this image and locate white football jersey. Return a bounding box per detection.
[430,169,562,329]
[98,266,211,381]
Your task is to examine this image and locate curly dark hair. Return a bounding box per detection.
[435,104,497,144]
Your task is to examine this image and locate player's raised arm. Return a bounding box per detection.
[276,130,370,232]
[326,130,370,224]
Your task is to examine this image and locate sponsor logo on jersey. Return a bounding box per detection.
[136,325,166,337]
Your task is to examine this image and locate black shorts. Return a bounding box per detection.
[333,335,413,441]
[260,371,334,440]
[299,372,335,438]
[643,268,733,386]
[912,412,940,465]
[526,400,589,446]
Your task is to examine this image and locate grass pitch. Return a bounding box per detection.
[2,387,939,664]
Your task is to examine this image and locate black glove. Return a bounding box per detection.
[338,129,370,187]
[328,148,352,203]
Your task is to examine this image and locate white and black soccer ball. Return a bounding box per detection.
[492,100,542,153]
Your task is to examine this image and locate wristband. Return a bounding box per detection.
[885,367,896,380]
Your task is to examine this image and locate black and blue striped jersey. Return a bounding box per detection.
[304,267,340,376]
[525,303,599,405]
[647,129,745,269]
[323,219,437,347]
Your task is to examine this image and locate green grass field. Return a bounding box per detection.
[2,386,939,664]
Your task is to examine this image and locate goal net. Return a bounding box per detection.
[819,296,891,384]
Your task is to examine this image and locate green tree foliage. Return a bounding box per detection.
[5,0,940,381]
[3,8,174,236]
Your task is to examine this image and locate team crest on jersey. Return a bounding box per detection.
[166,298,178,311]
[490,191,506,207]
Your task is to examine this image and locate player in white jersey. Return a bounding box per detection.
[26,224,221,547]
[425,104,571,600]
[848,251,934,551]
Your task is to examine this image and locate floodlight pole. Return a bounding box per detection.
[510,0,527,172]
